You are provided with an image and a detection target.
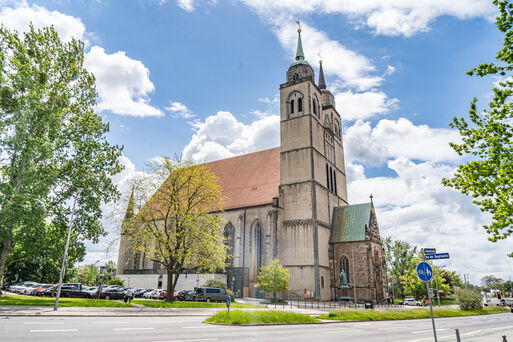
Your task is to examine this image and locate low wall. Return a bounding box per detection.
[118,273,228,290]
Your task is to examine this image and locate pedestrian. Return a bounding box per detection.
[125,288,134,304]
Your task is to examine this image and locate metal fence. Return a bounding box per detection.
[265,299,403,310]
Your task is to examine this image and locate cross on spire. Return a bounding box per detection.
[370,194,374,204]
[296,19,302,33]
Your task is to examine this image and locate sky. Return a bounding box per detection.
[1,0,512,285]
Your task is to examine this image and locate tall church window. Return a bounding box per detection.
[254,222,263,274]
[326,164,330,191]
[290,100,294,115]
[329,166,333,193]
[340,256,350,284]
[333,169,338,195]
[224,222,235,268]
[298,98,303,112]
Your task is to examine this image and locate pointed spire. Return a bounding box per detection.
[295,26,305,61]
[318,59,326,89]
[124,188,135,221]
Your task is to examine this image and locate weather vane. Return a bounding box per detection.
[296,19,302,33]
[318,51,322,64]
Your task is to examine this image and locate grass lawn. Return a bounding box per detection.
[0,294,133,307]
[133,300,262,308]
[320,306,509,321]
[205,310,320,325]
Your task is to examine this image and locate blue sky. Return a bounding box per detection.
[1,0,512,284]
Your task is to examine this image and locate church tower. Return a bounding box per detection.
[116,189,135,277]
[278,25,348,300]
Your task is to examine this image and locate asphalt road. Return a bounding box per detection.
[0,313,512,342]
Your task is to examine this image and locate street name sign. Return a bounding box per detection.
[425,253,450,260]
[416,261,434,282]
[423,248,436,255]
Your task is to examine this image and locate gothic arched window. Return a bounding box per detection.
[290,100,294,115]
[340,256,350,283]
[254,222,263,273]
[298,98,303,112]
[224,222,235,267]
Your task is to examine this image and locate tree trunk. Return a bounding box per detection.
[166,269,180,302]
[273,292,276,303]
[0,239,13,295]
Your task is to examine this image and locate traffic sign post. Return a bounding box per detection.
[226,295,231,315]
[420,251,438,342]
[423,248,436,255]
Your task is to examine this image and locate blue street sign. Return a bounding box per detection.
[416,262,434,282]
[425,253,450,260]
[423,248,436,255]
[226,295,231,308]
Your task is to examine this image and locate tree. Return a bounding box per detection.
[400,254,450,300]
[71,264,100,286]
[106,277,124,286]
[202,279,234,300]
[383,237,418,299]
[0,25,123,292]
[442,0,513,256]
[481,275,504,289]
[455,288,483,310]
[125,157,227,301]
[255,259,290,303]
[439,269,463,294]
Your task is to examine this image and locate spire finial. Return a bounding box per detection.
[296,19,302,33]
[370,194,374,204]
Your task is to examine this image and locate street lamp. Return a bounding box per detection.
[54,188,83,311]
[352,245,369,309]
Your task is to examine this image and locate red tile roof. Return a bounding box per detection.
[206,147,280,210]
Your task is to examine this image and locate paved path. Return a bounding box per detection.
[0,312,511,341]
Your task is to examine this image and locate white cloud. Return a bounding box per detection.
[0,2,87,43]
[240,0,495,37]
[344,118,461,166]
[336,90,398,121]
[177,0,194,12]
[85,46,163,117]
[165,101,196,119]
[183,111,279,162]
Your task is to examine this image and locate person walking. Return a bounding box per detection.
[125,288,134,304]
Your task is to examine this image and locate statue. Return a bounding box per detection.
[340,270,348,287]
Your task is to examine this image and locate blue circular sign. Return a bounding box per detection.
[416,262,433,282]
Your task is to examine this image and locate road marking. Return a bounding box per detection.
[153,339,218,342]
[182,326,213,329]
[92,321,128,324]
[30,329,78,333]
[411,329,448,334]
[24,322,64,325]
[323,330,364,334]
[113,327,154,331]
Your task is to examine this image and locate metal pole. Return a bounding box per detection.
[455,329,461,342]
[434,269,440,307]
[54,188,83,311]
[352,247,357,309]
[423,252,438,342]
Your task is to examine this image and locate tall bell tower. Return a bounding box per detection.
[278,24,348,300]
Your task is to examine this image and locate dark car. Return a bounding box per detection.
[195,288,228,302]
[96,286,126,300]
[184,290,196,301]
[58,283,91,298]
[134,289,151,298]
[176,290,189,301]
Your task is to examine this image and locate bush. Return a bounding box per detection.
[202,279,234,300]
[455,288,483,310]
[106,277,125,286]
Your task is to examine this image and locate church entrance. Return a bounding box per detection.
[226,267,248,298]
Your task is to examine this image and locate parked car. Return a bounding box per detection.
[172,290,183,300]
[134,289,151,298]
[184,290,196,301]
[96,286,126,300]
[176,290,188,301]
[402,297,423,306]
[484,298,503,306]
[34,284,56,297]
[153,289,167,300]
[57,283,91,298]
[22,283,42,295]
[12,282,38,294]
[143,290,157,299]
[195,288,228,302]
[27,284,50,296]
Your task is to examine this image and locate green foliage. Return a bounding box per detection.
[0,25,123,288]
[399,254,451,299]
[383,237,418,298]
[455,288,483,310]
[320,306,508,321]
[256,259,290,302]
[106,277,124,286]
[70,264,100,286]
[443,0,513,256]
[0,294,133,307]
[204,310,320,325]
[203,279,228,290]
[439,269,463,294]
[126,157,226,301]
[481,275,504,288]
[133,300,260,308]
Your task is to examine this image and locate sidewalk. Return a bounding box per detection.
[0,304,326,317]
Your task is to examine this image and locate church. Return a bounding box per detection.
[117,27,388,302]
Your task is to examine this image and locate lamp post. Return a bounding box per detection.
[352,245,369,309]
[54,188,83,311]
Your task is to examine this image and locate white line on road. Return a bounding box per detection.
[24,322,64,325]
[113,327,154,331]
[411,329,448,334]
[92,321,128,324]
[323,330,364,334]
[153,339,218,342]
[30,329,79,333]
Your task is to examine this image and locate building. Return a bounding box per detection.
[117,27,388,301]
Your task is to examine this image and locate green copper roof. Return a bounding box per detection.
[291,30,310,67]
[330,203,371,243]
